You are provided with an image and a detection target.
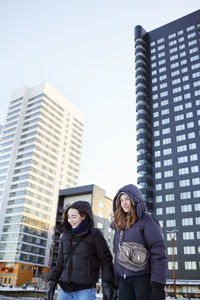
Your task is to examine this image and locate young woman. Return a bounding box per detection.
[47,200,116,300]
[112,184,167,300]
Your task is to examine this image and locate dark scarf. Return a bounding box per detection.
[70,219,89,235]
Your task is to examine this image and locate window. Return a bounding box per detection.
[154,121,159,127]
[184,246,195,254]
[166,219,176,227]
[190,154,198,161]
[172,78,181,85]
[164,170,173,177]
[181,205,192,212]
[163,138,171,145]
[173,95,182,102]
[183,232,194,240]
[161,99,168,106]
[154,130,160,137]
[185,261,197,270]
[193,190,200,198]
[176,134,186,141]
[155,161,161,168]
[191,165,199,172]
[162,128,171,135]
[189,142,196,150]
[192,177,200,185]
[162,118,170,125]
[171,70,180,77]
[196,217,200,225]
[168,247,177,255]
[158,51,165,58]
[182,218,193,226]
[171,62,179,69]
[163,148,172,155]
[156,184,162,191]
[169,47,177,53]
[165,182,174,189]
[159,74,167,80]
[177,145,187,152]
[168,261,178,270]
[181,67,188,73]
[156,208,163,215]
[155,151,160,157]
[186,112,193,118]
[168,33,176,39]
[170,54,178,61]
[180,192,191,200]
[179,179,190,187]
[187,32,196,39]
[166,206,175,214]
[186,25,195,31]
[158,59,166,65]
[160,91,168,98]
[180,51,186,57]
[165,194,174,201]
[164,159,172,166]
[176,124,185,131]
[184,93,191,100]
[179,167,189,175]
[154,140,160,147]
[194,203,200,211]
[155,172,161,179]
[156,195,162,202]
[187,122,194,129]
[174,104,183,112]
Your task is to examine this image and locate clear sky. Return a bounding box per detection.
[0,0,199,199]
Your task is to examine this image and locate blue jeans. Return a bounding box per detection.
[57,287,96,300]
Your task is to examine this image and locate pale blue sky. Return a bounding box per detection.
[0,0,199,198]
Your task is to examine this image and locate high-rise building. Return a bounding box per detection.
[0,82,85,286]
[135,10,200,282]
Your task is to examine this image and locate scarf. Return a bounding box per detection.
[70,219,89,235]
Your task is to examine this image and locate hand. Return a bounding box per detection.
[102,282,117,300]
[151,281,165,300]
[47,280,56,300]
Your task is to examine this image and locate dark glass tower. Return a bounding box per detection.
[135,10,200,281]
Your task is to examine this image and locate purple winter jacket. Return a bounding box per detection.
[112,184,167,285]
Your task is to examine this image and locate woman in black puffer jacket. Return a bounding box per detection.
[47,200,116,300]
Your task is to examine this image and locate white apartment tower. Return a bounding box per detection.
[0,82,84,285]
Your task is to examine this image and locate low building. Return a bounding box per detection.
[50,184,114,270]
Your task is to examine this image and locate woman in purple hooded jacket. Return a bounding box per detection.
[112,184,167,300]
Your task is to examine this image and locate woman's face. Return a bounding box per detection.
[67,208,84,228]
[119,193,132,213]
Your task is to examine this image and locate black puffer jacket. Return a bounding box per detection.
[48,201,114,292]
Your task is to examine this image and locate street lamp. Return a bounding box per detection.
[167,229,178,299]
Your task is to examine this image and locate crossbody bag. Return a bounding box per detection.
[117,230,149,272]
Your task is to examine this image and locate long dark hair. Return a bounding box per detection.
[62,203,88,224]
[114,196,137,230]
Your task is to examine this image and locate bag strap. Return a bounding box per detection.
[119,230,124,245]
